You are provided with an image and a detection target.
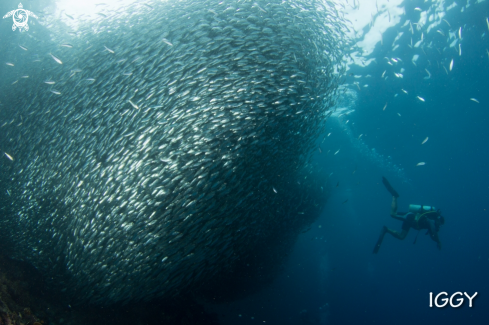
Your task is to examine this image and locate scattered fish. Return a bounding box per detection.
[383,103,387,111]
[128,100,139,109]
[421,137,429,145]
[416,162,426,166]
[4,152,14,161]
[253,2,267,13]
[50,89,62,95]
[449,59,454,71]
[104,46,115,54]
[162,38,173,46]
[334,149,340,155]
[19,45,28,51]
[49,53,63,64]
[470,98,479,103]
[5,62,14,66]
[416,96,425,102]
[272,187,278,193]
[61,44,73,48]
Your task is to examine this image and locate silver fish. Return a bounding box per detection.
[0,0,348,306]
[49,53,63,64]
[104,45,115,54]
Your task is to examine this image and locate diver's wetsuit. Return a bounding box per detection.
[394,212,439,242]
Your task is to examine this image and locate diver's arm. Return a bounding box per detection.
[428,220,442,250]
[432,232,442,250]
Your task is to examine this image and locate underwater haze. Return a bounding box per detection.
[1,0,489,324]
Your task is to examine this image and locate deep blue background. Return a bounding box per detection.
[210,0,489,324]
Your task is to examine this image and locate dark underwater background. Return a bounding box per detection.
[1,0,489,324]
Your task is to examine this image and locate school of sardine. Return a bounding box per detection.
[0,0,349,305]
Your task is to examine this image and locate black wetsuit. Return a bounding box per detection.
[397,212,438,242]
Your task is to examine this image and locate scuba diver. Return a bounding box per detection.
[373,177,445,254]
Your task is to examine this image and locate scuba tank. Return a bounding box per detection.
[409,204,436,244]
[408,205,444,244]
[409,204,436,213]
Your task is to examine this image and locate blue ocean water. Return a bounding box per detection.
[210,0,489,324]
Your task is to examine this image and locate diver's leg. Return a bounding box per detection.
[373,226,409,253]
[385,228,409,240]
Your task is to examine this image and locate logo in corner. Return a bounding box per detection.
[3,3,38,32]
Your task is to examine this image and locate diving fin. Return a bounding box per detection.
[373,226,387,254]
[382,176,399,198]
